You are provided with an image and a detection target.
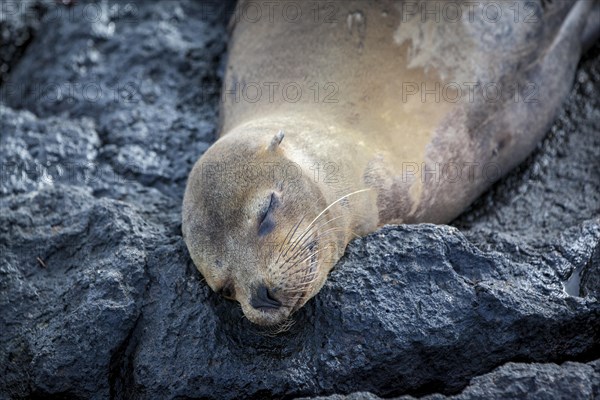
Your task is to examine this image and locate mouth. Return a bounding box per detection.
[247,304,290,326]
[243,287,310,326]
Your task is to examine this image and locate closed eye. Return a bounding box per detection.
[258,192,278,236]
[259,193,274,224]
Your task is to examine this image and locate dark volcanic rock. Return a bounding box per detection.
[0,105,100,195]
[303,360,600,400]
[0,0,48,86]
[428,360,600,400]
[2,0,228,197]
[0,0,598,399]
[128,224,599,399]
[0,185,148,399]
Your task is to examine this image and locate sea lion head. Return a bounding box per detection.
[183,128,343,327]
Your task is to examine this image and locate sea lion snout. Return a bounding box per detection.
[249,284,282,311]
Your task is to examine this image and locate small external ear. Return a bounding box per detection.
[267,130,285,151]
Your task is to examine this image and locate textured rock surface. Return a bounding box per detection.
[0,1,598,399]
[0,0,48,86]
[301,360,600,400]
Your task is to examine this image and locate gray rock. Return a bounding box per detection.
[0,0,598,399]
[0,185,148,399]
[302,393,381,400]
[0,0,49,86]
[3,0,229,197]
[304,360,600,400]
[435,360,600,400]
[581,242,600,299]
[127,223,599,399]
[0,105,99,196]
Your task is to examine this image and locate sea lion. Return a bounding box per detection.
[183,0,599,327]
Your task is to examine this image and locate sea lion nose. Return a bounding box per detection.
[250,284,282,311]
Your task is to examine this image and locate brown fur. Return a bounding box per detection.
[183,0,593,326]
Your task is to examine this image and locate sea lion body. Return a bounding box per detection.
[183,0,598,326]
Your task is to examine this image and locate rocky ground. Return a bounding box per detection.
[0,1,598,399]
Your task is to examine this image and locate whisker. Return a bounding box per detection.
[283,282,319,296]
[279,247,327,277]
[259,316,296,337]
[280,236,336,272]
[284,260,320,288]
[270,318,295,336]
[287,189,371,258]
[282,214,348,264]
[283,280,318,292]
[285,214,339,259]
[283,236,318,267]
[276,258,320,292]
[295,188,372,243]
[281,203,369,268]
[277,214,306,263]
